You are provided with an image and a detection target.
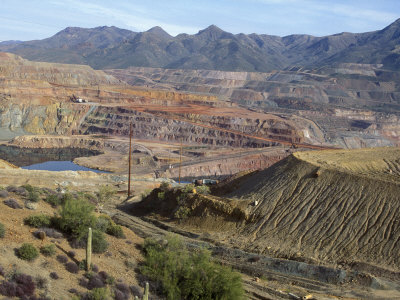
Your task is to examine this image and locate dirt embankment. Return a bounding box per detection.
[224,147,400,270]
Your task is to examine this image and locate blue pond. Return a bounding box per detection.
[22,161,108,173]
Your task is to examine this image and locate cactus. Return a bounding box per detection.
[143,282,149,300]
[86,227,92,271]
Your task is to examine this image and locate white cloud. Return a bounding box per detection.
[51,0,199,35]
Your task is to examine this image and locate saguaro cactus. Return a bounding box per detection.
[134,282,149,300]
[143,282,149,300]
[86,227,92,271]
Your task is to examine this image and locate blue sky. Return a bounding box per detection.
[0,0,399,41]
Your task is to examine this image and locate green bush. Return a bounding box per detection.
[91,230,108,253]
[159,182,170,191]
[89,287,110,300]
[196,185,211,195]
[95,215,111,232]
[141,235,244,300]
[21,184,34,193]
[58,197,96,239]
[40,244,56,257]
[96,185,116,206]
[0,222,5,238]
[44,194,62,207]
[157,191,165,200]
[95,215,125,238]
[106,224,125,239]
[182,183,196,194]
[18,243,39,261]
[28,190,40,202]
[174,206,191,219]
[24,214,52,227]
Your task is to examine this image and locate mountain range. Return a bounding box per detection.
[1,19,400,72]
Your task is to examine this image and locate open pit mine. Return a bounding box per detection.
[1,42,400,299]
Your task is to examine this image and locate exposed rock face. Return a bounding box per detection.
[107,65,400,148]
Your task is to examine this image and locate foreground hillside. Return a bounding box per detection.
[226,147,400,270]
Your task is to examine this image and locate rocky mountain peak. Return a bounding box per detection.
[197,25,225,40]
[146,26,172,38]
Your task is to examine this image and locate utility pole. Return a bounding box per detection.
[178,139,183,184]
[128,123,133,198]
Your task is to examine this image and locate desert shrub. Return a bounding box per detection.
[6,185,17,192]
[87,274,105,290]
[107,224,125,239]
[49,272,59,280]
[79,277,89,288]
[174,206,191,219]
[95,215,125,239]
[36,227,63,239]
[65,262,79,274]
[44,193,62,207]
[159,181,170,191]
[67,250,76,258]
[28,190,40,202]
[57,197,96,239]
[40,244,56,257]
[195,185,211,195]
[114,283,130,300]
[24,214,51,227]
[18,243,39,261]
[0,223,5,238]
[21,184,35,193]
[92,230,108,253]
[141,235,244,300]
[96,185,116,206]
[182,183,196,194]
[0,190,8,198]
[157,191,165,200]
[89,287,110,300]
[35,275,48,289]
[15,187,27,196]
[97,271,109,283]
[0,273,36,298]
[3,198,22,209]
[0,266,4,277]
[92,264,99,273]
[95,215,111,232]
[130,285,142,298]
[56,255,68,264]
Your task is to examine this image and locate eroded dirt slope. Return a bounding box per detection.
[224,147,400,270]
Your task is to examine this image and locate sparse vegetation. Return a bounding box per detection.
[0,273,36,298]
[91,230,108,253]
[195,185,210,195]
[141,235,244,300]
[96,215,125,238]
[157,191,165,200]
[174,206,191,219]
[17,243,39,261]
[56,254,69,264]
[40,244,56,256]
[3,198,22,209]
[24,214,52,227]
[28,190,40,202]
[96,185,116,208]
[88,287,110,300]
[44,193,62,207]
[0,222,5,238]
[65,262,80,274]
